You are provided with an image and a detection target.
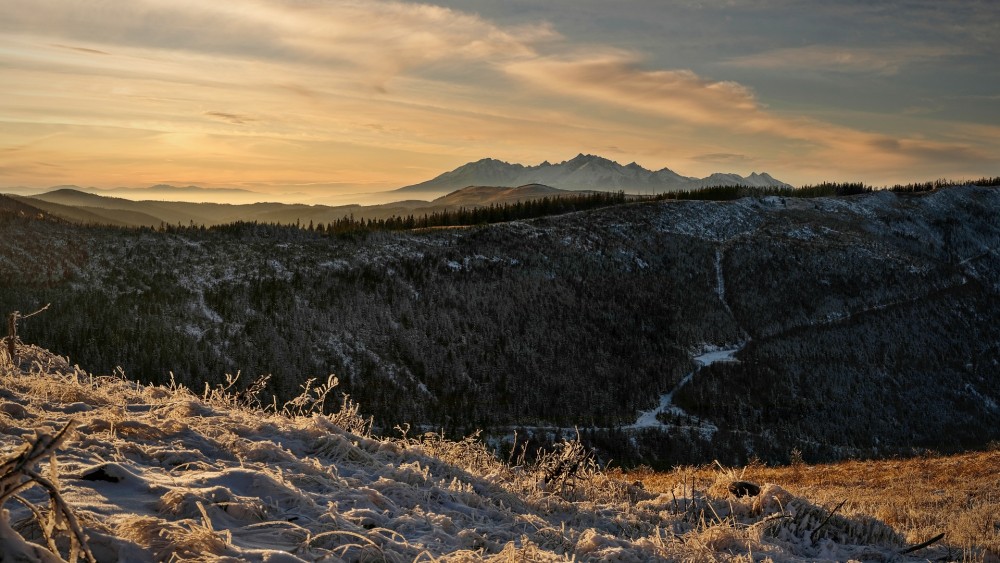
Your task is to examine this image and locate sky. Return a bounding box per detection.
[1,0,998,203]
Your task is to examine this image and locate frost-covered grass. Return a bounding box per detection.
[0,343,961,561]
[634,453,1000,562]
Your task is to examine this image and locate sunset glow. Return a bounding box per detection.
[2,0,998,203]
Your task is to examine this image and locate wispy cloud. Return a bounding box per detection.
[692,153,754,164]
[721,44,963,75]
[50,44,111,56]
[203,111,256,125]
[506,52,758,126]
[1,0,547,89]
[505,50,996,180]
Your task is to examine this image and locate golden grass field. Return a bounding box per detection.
[627,449,1000,561]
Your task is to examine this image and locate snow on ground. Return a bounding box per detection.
[630,392,678,430]
[652,199,762,242]
[693,345,744,367]
[964,383,999,412]
[628,344,745,437]
[714,249,726,303]
[0,343,932,562]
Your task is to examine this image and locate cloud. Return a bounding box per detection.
[721,44,963,75]
[505,50,997,180]
[1,0,543,88]
[51,44,111,56]
[204,111,256,125]
[877,138,987,165]
[506,52,816,140]
[506,52,758,126]
[692,153,754,164]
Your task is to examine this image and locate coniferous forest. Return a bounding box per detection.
[3,184,1000,468]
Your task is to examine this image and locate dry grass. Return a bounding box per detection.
[6,340,997,561]
[631,450,1000,561]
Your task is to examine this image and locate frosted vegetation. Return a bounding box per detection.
[0,343,950,562]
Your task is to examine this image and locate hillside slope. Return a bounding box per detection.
[0,342,957,562]
[2,186,1000,466]
[15,185,593,228]
[0,194,62,222]
[430,184,590,207]
[637,450,1000,561]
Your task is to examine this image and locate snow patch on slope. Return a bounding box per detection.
[628,343,745,437]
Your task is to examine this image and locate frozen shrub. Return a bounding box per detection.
[534,433,598,497]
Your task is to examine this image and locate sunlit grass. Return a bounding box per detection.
[630,449,1000,560]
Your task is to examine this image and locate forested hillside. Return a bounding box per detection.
[3,186,1000,467]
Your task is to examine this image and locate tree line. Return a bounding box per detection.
[141,178,1000,237]
[658,177,1000,202]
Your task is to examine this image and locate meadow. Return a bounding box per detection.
[630,449,1000,561]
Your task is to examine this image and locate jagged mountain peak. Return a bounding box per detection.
[455,157,522,170]
[563,153,618,167]
[394,154,790,195]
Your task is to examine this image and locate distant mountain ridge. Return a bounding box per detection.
[395,154,790,195]
[12,184,599,228]
[44,184,261,196]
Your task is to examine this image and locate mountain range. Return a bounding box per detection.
[395,153,790,195]
[3,154,790,210]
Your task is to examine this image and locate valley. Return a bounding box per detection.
[3,184,1000,468]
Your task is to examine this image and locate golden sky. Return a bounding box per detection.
[2,0,998,203]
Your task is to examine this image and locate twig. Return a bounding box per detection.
[25,468,97,563]
[810,498,848,544]
[11,494,58,554]
[0,420,96,563]
[706,497,724,525]
[19,304,52,321]
[899,532,945,555]
[746,513,793,531]
[4,304,50,366]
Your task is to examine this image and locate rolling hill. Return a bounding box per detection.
[9,184,603,228]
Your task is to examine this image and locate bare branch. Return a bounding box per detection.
[810,498,848,544]
[4,304,50,367]
[20,304,51,321]
[899,532,945,555]
[0,420,95,563]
